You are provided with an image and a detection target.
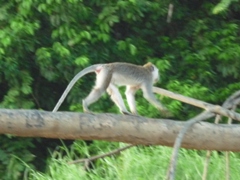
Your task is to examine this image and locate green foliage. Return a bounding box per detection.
[0,136,35,180]
[1,0,239,114]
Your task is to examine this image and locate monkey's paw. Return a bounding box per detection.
[121,111,133,115]
[121,111,141,117]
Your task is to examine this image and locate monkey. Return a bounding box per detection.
[52,62,169,115]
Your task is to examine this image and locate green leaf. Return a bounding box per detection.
[129,44,137,55]
[52,42,70,57]
[74,56,89,66]
[2,37,11,47]
[0,48,5,55]
[37,3,47,12]
[80,31,91,40]
[117,40,127,51]
[212,0,231,14]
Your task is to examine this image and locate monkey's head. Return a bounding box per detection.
[144,62,160,84]
[152,65,160,83]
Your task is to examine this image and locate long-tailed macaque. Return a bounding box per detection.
[53,62,168,115]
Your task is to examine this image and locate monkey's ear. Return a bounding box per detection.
[149,64,155,71]
[144,62,154,71]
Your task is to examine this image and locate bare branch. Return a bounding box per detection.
[166,111,214,180]
[163,90,240,180]
[153,87,240,121]
[167,4,174,23]
[222,90,240,108]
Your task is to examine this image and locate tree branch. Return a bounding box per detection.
[0,109,240,151]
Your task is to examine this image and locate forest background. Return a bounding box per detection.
[0,0,240,179]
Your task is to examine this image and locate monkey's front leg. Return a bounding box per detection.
[141,85,172,117]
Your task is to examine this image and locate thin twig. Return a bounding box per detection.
[225,105,235,180]
[68,144,134,165]
[202,150,212,180]
[202,114,221,180]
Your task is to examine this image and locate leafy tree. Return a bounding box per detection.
[0,0,240,178]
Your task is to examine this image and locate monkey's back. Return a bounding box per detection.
[109,62,152,86]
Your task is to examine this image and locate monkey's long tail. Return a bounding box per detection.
[52,64,102,112]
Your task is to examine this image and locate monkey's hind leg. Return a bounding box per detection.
[82,67,112,113]
[107,84,131,115]
[125,86,139,115]
[82,99,94,114]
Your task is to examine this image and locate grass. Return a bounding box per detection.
[27,141,240,180]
